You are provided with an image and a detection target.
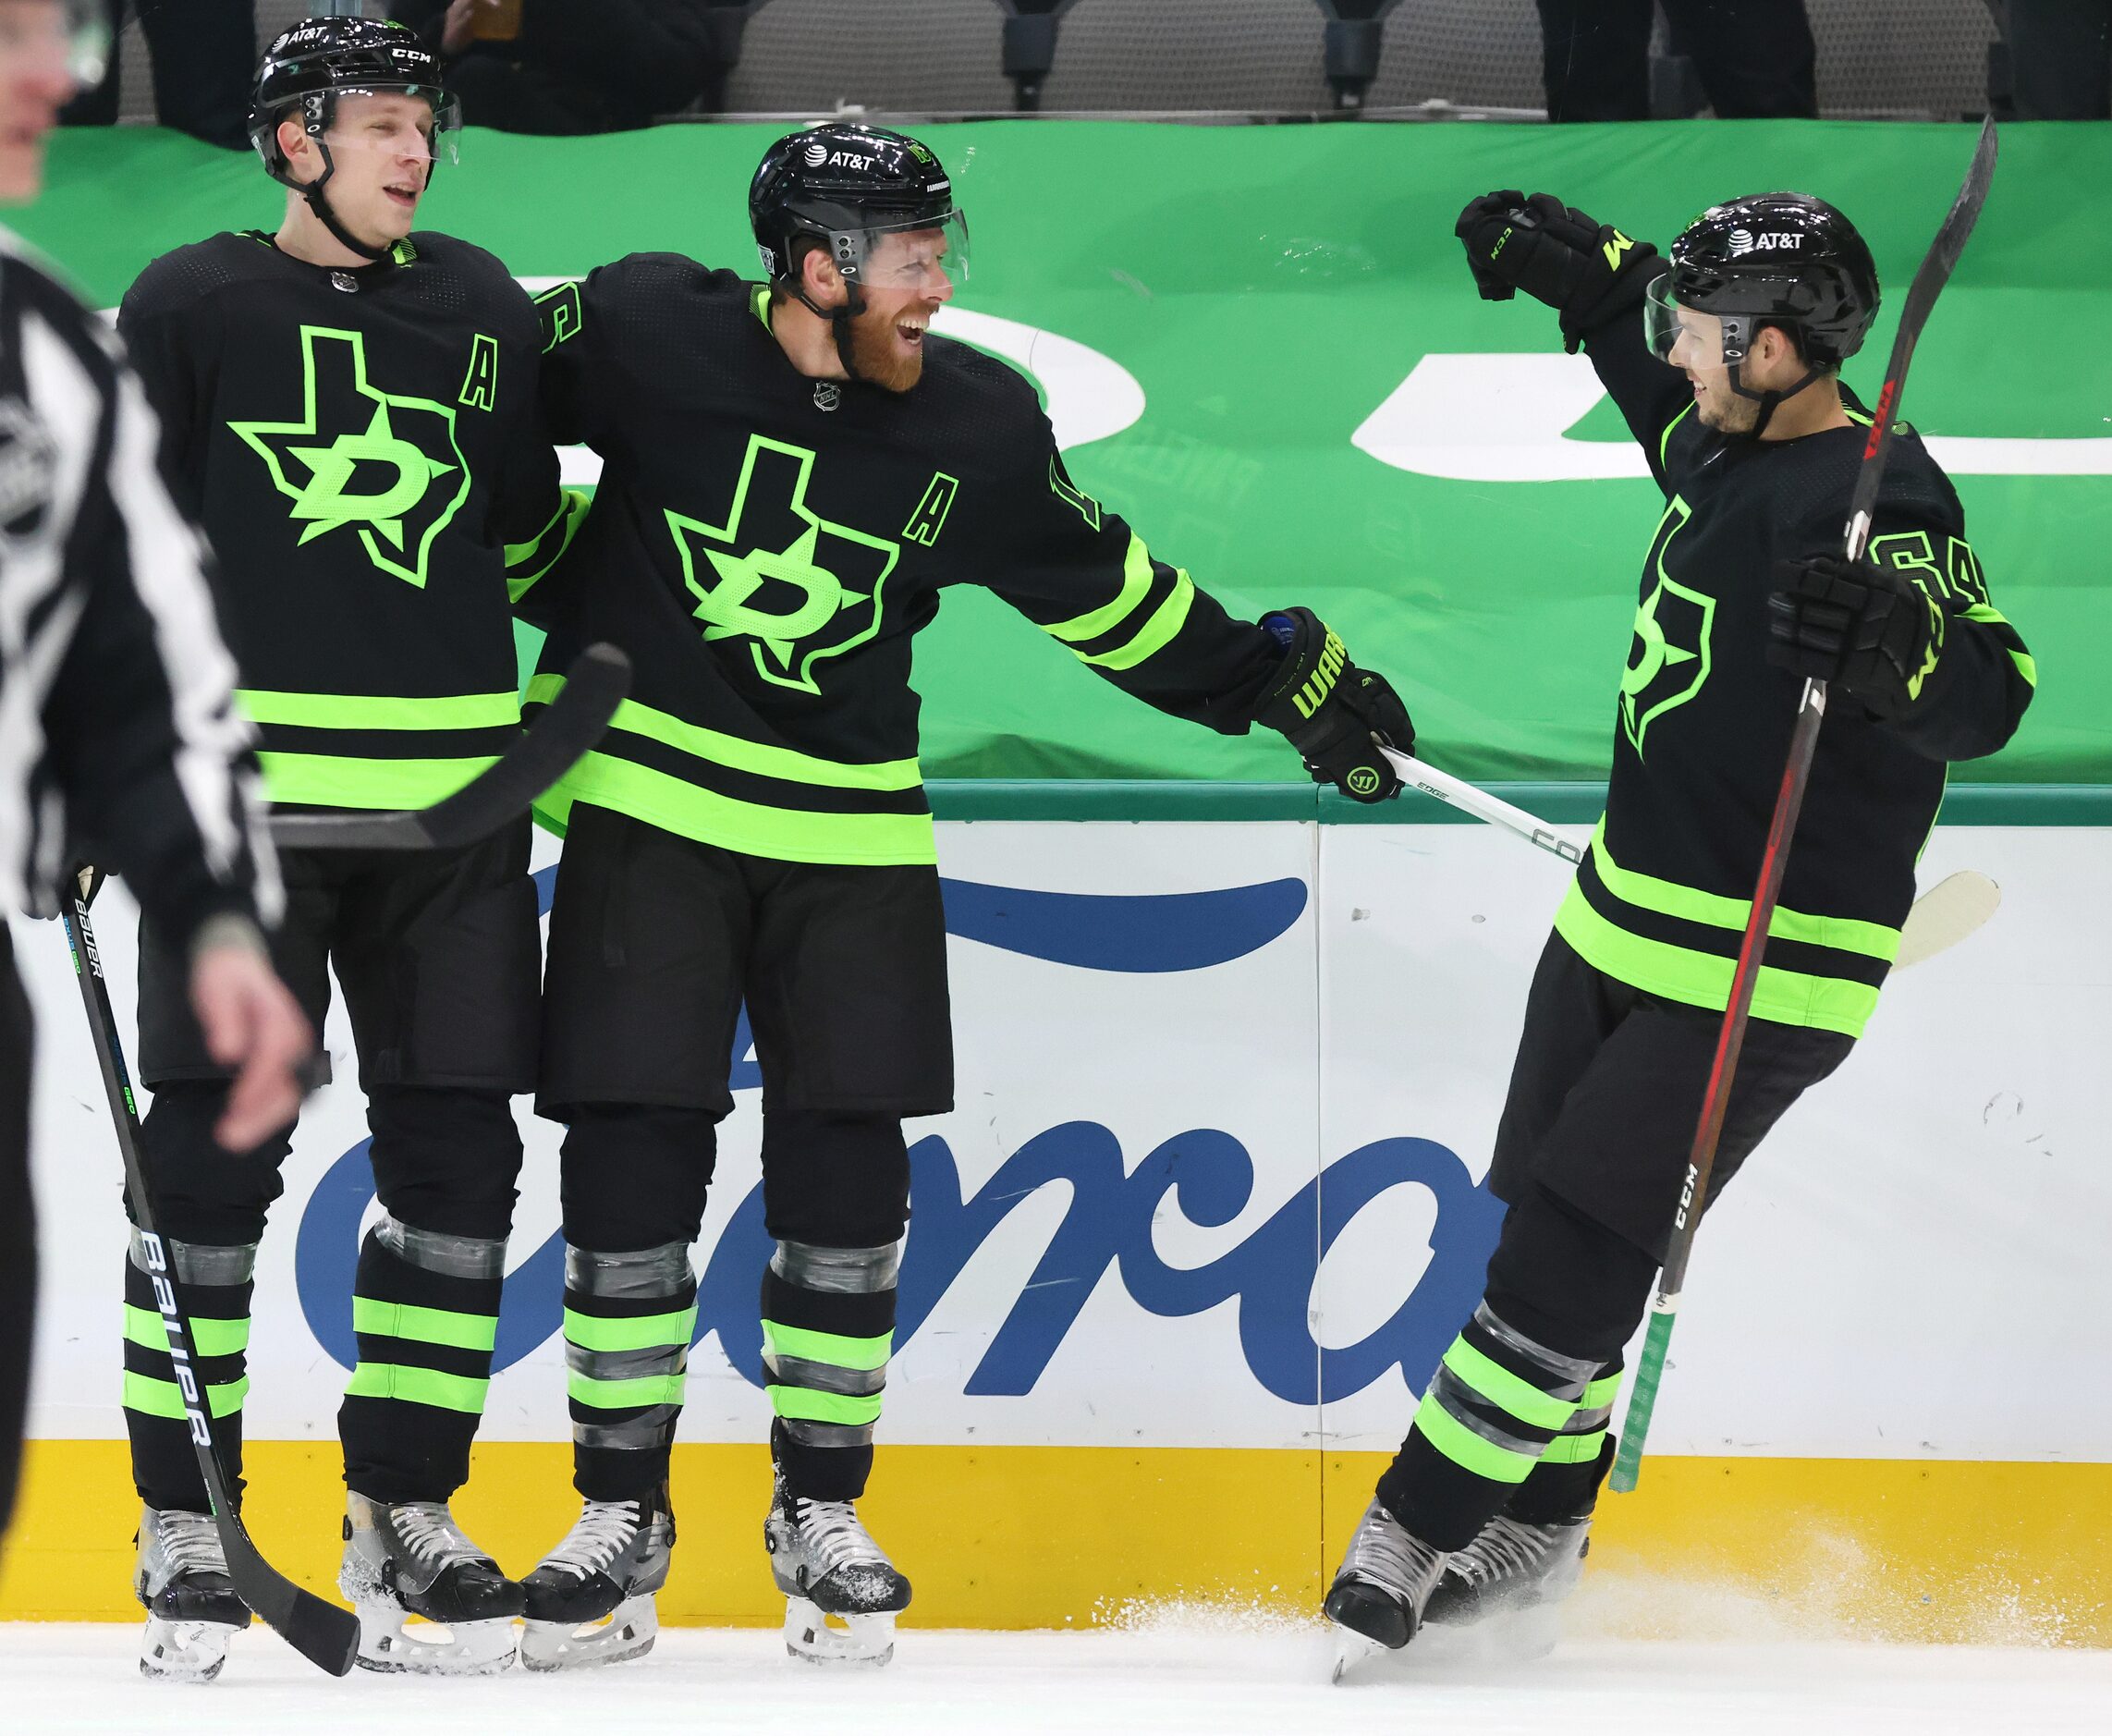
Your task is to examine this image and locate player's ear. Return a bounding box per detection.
[801,244,847,311]
[276,116,314,180]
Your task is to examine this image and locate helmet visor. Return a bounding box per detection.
[316,83,463,167]
[839,209,971,290]
[1645,275,1752,370]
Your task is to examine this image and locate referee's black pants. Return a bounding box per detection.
[1374,932,1852,1550]
[1535,0,1819,121]
[0,930,34,1542]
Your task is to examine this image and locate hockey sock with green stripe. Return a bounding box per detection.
[1376,1302,1604,1552]
[566,1241,697,1503]
[1509,1361,1623,1524]
[762,1239,898,1503]
[122,1230,255,1511]
[338,1213,505,1503]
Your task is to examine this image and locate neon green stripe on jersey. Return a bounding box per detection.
[256,752,499,811]
[526,675,922,792]
[1079,571,1196,671]
[552,752,938,867]
[1556,881,1879,1037]
[1588,823,1900,961]
[238,691,520,731]
[1041,534,1154,644]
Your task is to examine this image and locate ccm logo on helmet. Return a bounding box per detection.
[1728,227,1803,256]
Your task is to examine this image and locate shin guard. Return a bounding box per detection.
[565,1241,697,1502]
[762,1240,898,1503]
[123,1230,256,1511]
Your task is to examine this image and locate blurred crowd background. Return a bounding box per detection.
[60,0,2112,149]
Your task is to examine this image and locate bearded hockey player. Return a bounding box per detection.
[113,17,571,1679]
[1323,190,2034,1670]
[507,123,1414,1669]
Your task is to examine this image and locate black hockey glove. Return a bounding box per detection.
[1252,608,1413,803]
[1455,190,1662,353]
[1767,553,1946,717]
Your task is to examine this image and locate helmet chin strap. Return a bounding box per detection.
[789,267,869,385]
[1723,325,1825,438]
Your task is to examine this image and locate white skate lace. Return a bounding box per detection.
[796,1498,890,1576]
[153,1510,227,1581]
[1450,1515,1557,1587]
[540,1499,642,1580]
[390,1502,490,1568]
[1341,1501,1444,1600]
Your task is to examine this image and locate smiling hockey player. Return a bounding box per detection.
[113,16,570,1679]
[507,122,1415,1668]
[1322,189,2034,1671]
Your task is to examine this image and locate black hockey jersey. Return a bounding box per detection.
[520,257,1282,866]
[119,231,571,812]
[1558,303,2035,1038]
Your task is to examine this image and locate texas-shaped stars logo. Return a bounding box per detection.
[665,434,897,695]
[230,326,470,589]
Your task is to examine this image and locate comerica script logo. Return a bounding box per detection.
[295,873,1505,1404]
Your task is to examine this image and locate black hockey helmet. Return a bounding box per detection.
[249,16,459,259]
[750,123,969,306]
[1648,192,1880,369]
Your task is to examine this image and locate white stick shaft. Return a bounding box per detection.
[1379,746,1585,864]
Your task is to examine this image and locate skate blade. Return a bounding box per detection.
[520,1595,659,1672]
[351,1605,519,1675]
[1329,1627,1392,1685]
[783,1597,896,1668]
[139,1616,240,1683]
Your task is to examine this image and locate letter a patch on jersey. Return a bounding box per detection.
[231,326,470,589]
[665,435,898,695]
[1619,496,1714,758]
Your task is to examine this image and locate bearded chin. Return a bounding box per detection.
[846,309,924,394]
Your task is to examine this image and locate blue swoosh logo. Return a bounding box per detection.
[532,866,1306,974]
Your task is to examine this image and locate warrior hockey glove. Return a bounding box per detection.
[1455,190,1662,353]
[1253,608,1413,803]
[1767,552,1946,717]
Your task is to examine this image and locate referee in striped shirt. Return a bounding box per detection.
[0,2,311,1542]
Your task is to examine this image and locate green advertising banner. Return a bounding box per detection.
[17,119,2108,786]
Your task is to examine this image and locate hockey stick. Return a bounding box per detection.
[58,875,360,1676]
[1377,743,1999,969]
[1610,118,1999,1494]
[266,642,630,852]
[1379,745,1584,863]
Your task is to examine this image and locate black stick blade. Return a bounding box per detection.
[268,642,631,852]
[224,1517,360,1676]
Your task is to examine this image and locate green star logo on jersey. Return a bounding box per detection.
[1620,495,1715,758]
[229,325,470,589]
[665,434,898,695]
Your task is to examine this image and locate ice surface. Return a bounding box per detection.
[4,1620,2108,1735]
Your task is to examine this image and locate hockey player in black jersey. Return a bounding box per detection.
[113,17,573,1680]
[507,123,1414,1668]
[1323,190,2034,1669]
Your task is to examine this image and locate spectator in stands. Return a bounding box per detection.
[388,0,730,134]
[1990,1,2111,118]
[1536,0,1817,122]
[61,0,256,149]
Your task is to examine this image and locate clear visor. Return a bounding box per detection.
[0,2,114,84]
[1644,275,1748,371]
[320,85,464,168]
[841,209,971,291]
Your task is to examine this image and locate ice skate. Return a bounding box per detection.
[337,1492,524,1674]
[134,1506,251,1682]
[1424,1511,1591,1629]
[763,1473,910,1666]
[519,1485,675,1671]
[1325,1498,1447,1682]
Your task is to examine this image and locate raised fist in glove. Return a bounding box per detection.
[1252,608,1413,802]
[1767,552,1946,716]
[1455,190,1662,352]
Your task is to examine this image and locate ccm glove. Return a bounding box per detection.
[1253,608,1414,803]
[1767,552,1946,717]
[1455,190,1661,352]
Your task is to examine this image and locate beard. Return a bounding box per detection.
[841,302,926,394]
[1695,373,1762,434]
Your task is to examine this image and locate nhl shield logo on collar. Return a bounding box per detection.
[813,382,842,412]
